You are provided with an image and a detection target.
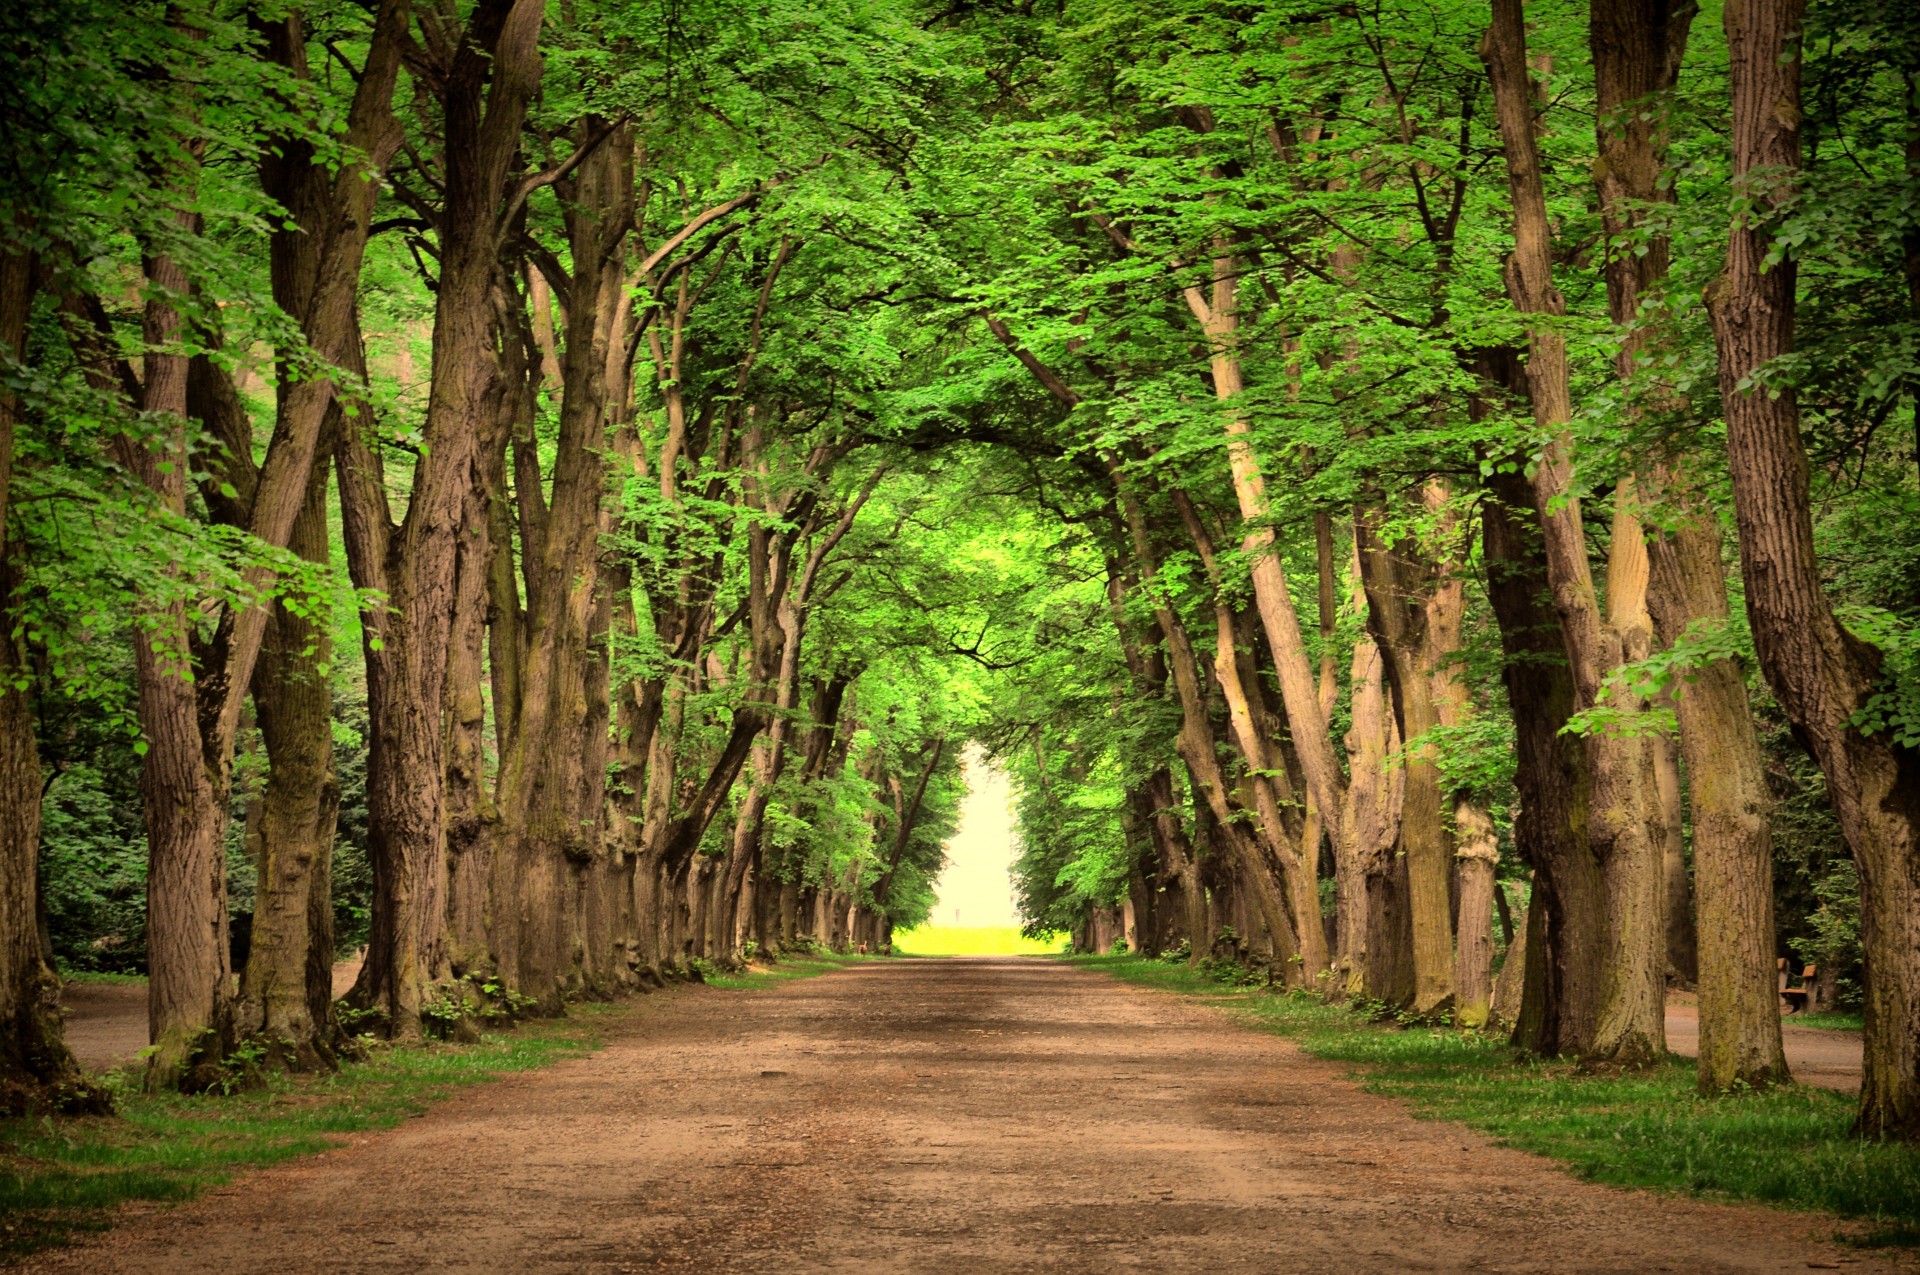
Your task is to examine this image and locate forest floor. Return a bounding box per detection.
[26,956,1914,1273]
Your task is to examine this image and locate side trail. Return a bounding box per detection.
[33,960,1896,1274]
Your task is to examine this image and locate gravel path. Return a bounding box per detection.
[32,958,1903,1273]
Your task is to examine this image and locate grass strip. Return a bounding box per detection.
[1787,1011,1865,1033]
[1068,952,1920,1236]
[0,954,855,1259]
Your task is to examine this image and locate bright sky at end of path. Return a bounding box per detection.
[929,745,1018,928]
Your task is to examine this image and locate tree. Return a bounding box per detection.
[1711,0,1920,1137]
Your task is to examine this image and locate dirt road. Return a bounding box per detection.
[34,958,1899,1273]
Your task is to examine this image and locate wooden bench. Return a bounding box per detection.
[1779,959,1818,1014]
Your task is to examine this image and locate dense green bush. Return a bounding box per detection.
[40,763,147,973]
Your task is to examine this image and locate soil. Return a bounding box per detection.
[29,957,1906,1274]
[58,981,150,1073]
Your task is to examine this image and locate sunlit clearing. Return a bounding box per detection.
[926,745,1021,927]
[891,925,1067,956]
[891,749,1063,955]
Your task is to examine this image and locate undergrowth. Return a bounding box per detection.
[0,956,854,1259]
[1068,952,1920,1233]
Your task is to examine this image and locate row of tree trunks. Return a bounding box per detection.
[343,0,545,1040]
[1587,0,1787,1094]
[85,3,412,1084]
[1483,0,1667,1066]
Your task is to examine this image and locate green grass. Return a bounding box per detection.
[1787,1011,1865,1033]
[698,952,868,989]
[890,925,1067,956]
[1069,952,1920,1233]
[0,955,855,1259]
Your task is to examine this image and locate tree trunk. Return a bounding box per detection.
[157,3,407,1078]
[492,118,631,1008]
[1177,269,1357,957]
[1135,772,1206,963]
[1354,507,1455,1016]
[1414,482,1502,1026]
[1105,566,1209,967]
[1110,476,1299,976]
[1173,495,1323,982]
[1453,801,1501,1029]
[122,121,233,1086]
[443,475,496,979]
[1711,0,1920,1135]
[235,456,340,1067]
[1650,726,1698,985]
[1338,632,1402,1001]
[1490,897,1533,1034]
[1589,0,1785,1091]
[1648,522,1787,1089]
[1480,459,1604,1057]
